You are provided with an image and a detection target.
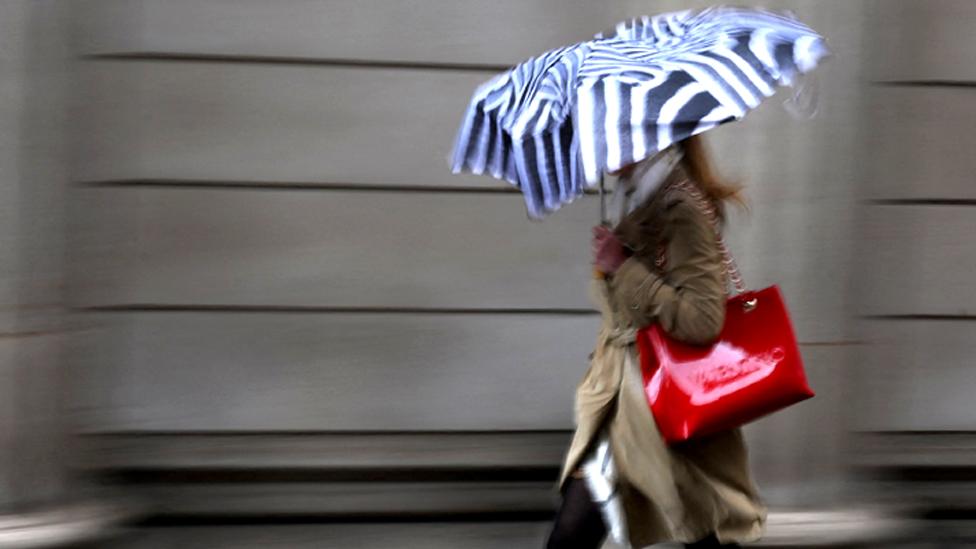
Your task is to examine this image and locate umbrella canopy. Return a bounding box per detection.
[450,6,829,218]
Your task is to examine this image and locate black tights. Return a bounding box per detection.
[545,478,740,549]
[546,477,607,549]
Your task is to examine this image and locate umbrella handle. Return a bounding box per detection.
[594,177,609,279]
[598,176,608,226]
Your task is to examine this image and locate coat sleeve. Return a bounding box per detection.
[609,198,727,346]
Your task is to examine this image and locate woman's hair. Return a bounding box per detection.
[680,134,744,218]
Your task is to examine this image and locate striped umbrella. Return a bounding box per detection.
[450,6,829,218]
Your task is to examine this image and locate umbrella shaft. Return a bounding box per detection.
[599,178,608,226]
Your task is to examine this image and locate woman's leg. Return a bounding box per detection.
[545,477,607,549]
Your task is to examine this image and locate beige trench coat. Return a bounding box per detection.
[559,170,766,547]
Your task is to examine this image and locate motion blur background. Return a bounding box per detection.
[1,0,974,547]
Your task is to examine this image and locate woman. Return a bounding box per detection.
[545,135,765,549]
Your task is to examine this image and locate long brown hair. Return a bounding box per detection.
[680,134,744,219]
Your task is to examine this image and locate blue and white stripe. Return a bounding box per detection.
[451,6,829,218]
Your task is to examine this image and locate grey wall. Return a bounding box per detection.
[840,5,976,535]
[0,0,970,546]
[855,0,976,432]
[67,0,873,516]
[0,0,73,510]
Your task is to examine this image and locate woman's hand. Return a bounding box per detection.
[592,225,628,275]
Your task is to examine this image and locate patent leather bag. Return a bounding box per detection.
[635,182,814,444]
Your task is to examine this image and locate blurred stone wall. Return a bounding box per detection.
[13,0,976,547]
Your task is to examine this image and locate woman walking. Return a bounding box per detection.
[546,135,764,549]
[448,7,828,548]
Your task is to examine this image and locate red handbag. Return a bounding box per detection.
[636,183,814,444]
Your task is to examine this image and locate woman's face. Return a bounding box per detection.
[609,146,680,180]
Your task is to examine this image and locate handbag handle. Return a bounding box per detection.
[673,180,747,297]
